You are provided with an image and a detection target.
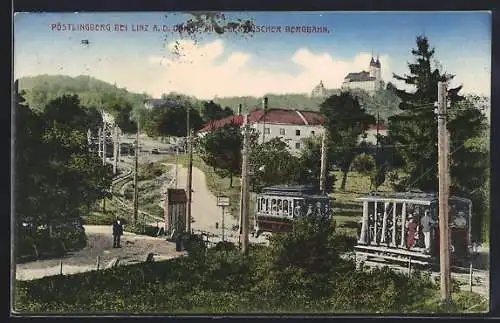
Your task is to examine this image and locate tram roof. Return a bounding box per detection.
[357,191,471,205]
[260,185,332,199]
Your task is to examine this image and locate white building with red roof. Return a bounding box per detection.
[198,107,388,154]
[197,108,326,155]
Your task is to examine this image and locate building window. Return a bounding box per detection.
[280,128,285,135]
[311,131,315,136]
[295,142,301,149]
[295,129,301,136]
[264,127,270,135]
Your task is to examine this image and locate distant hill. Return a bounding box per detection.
[17,74,151,110]
[213,87,401,122]
[212,91,340,113]
[17,74,402,122]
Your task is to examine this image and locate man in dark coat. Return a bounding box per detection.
[112,217,124,248]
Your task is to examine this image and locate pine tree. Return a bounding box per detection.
[389,36,489,241]
[389,36,464,191]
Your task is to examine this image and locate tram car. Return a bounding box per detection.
[354,191,472,267]
[254,185,334,236]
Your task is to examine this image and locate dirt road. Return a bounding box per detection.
[167,164,239,236]
[15,225,185,281]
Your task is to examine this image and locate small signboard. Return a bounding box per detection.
[217,196,230,207]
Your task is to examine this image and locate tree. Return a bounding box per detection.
[297,137,335,192]
[388,36,489,241]
[110,102,138,134]
[248,137,301,192]
[320,92,376,191]
[389,36,464,192]
[142,98,204,138]
[370,163,388,191]
[351,153,376,175]
[197,124,243,187]
[201,100,233,122]
[15,93,114,228]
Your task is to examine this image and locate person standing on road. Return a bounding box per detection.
[112,217,124,248]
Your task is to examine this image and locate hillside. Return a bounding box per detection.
[17,75,402,122]
[17,75,151,110]
[213,87,401,122]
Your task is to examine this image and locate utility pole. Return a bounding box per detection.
[113,124,118,175]
[98,127,102,158]
[437,81,452,305]
[186,107,193,233]
[101,125,106,165]
[117,129,121,162]
[240,113,250,254]
[175,145,179,189]
[132,123,140,224]
[319,130,328,194]
[262,97,268,144]
[87,129,92,154]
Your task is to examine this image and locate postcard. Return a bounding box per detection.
[12,11,491,315]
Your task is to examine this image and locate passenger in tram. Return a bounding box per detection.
[406,215,418,249]
[271,199,277,215]
[306,204,314,217]
[277,200,283,216]
[283,200,289,217]
[376,212,383,243]
[420,210,434,253]
[368,213,374,244]
[316,201,322,216]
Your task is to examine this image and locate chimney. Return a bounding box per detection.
[263,97,268,111]
[238,104,242,116]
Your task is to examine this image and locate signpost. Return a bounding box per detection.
[217,196,230,241]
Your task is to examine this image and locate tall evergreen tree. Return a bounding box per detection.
[389,36,489,241]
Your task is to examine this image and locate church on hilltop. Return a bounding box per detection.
[341,55,383,95]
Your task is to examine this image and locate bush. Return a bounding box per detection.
[138,162,164,181]
[14,216,487,314]
[351,153,376,174]
[213,241,237,252]
[16,223,87,261]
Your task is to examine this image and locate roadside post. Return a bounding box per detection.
[217,196,230,242]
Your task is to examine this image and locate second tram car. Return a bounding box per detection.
[354,191,472,267]
[254,185,334,236]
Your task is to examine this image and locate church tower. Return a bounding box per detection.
[369,56,377,77]
[374,55,381,81]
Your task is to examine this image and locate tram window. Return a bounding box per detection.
[265,198,269,213]
[277,200,283,213]
[283,200,289,214]
[271,199,277,213]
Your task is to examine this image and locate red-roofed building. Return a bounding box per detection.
[198,107,388,152]
[197,108,326,154]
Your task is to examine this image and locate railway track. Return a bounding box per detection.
[109,161,164,224]
[352,256,489,297]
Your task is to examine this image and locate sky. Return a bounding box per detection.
[13,11,491,99]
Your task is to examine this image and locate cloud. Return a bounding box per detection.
[147,39,394,99]
[16,38,489,100]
